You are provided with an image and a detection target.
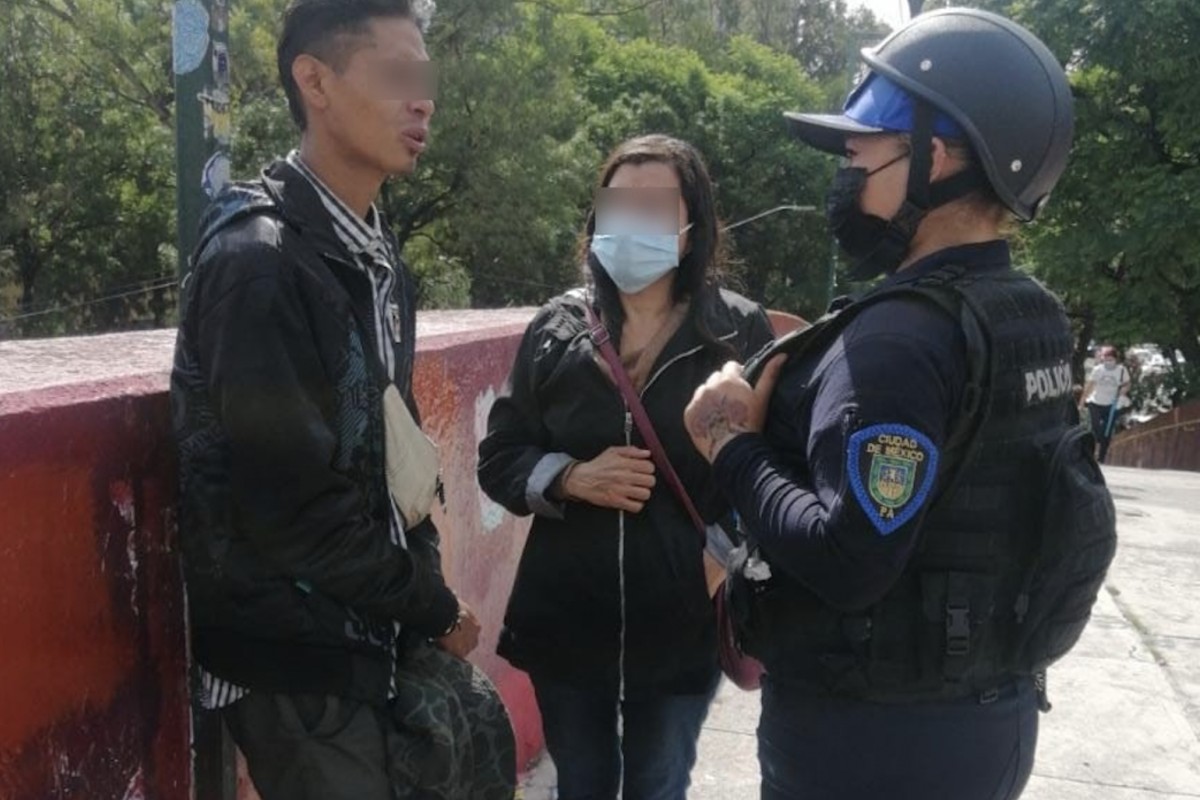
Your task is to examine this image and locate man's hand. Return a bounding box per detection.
[436,601,481,659]
[562,446,656,513]
[684,355,786,463]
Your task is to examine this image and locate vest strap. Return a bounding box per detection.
[944,571,972,680]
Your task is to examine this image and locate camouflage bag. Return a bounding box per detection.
[387,638,517,800]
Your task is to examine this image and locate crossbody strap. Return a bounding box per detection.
[584,304,708,540]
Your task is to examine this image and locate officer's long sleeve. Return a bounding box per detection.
[712,312,966,612]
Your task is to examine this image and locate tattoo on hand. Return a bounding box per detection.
[688,394,751,459]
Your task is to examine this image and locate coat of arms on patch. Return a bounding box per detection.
[870,457,916,508]
[847,424,940,536]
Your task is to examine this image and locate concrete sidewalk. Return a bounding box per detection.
[520,465,1200,798]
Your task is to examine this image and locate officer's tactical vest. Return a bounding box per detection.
[732,265,1118,702]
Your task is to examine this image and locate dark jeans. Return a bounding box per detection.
[758,678,1039,800]
[531,673,719,800]
[1087,401,1118,462]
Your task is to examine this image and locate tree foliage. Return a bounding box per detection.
[923,0,1200,399]
[0,0,175,337]
[1,0,890,337]
[15,0,1200,407]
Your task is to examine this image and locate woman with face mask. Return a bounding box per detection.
[683,9,1110,800]
[478,134,775,800]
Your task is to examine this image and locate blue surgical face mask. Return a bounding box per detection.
[590,211,692,295]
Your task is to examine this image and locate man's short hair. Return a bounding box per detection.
[277,0,430,130]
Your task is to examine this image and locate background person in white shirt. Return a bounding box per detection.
[1082,345,1132,462]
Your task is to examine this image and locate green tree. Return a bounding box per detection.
[0,0,175,338]
[913,0,1200,402]
[411,4,841,316]
[0,0,900,336]
[390,0,595,308]
[1004,0,1200,380]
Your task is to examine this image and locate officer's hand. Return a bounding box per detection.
[436,601,481,659]
[685,355,787,463]
[563,446,656,513]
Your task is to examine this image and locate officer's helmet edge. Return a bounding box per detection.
[859,7,1075,221]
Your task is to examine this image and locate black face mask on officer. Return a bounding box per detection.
[825,150,913,280]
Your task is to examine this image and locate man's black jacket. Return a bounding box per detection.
[171,160,458,702]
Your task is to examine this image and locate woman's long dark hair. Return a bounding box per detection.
[579,134,734,358]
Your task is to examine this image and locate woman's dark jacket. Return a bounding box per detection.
[478,288,774,695]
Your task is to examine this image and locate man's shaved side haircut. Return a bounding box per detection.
[277,0,430,129]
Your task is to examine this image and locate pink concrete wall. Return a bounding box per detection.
[0,306,808,799]
[0,373,190,800]
[766,309,809,337]
[1107,399,1200,472]
[409,313,545,770]
[0,311,541,799]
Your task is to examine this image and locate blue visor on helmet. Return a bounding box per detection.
[785,73,966,154]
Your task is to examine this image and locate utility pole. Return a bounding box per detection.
[173,0,232,279]
[170,12,237,799]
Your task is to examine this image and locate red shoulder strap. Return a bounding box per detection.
[584,303,707,539]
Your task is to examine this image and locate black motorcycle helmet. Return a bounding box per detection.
[787,7,1074,223]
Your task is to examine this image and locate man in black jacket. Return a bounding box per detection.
[171,1,512,798]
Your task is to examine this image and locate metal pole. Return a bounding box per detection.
[173,0,232,278]
[721,204,816,233]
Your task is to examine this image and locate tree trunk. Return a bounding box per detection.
[1070,303,1096,384]
[13,229,42,337]
[1177,297,1200,368]
[151,284,169,328]
[19,276,35,317]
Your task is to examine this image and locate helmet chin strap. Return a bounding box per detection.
[848,99,986,280]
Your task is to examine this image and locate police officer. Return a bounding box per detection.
[684,9,1078,800]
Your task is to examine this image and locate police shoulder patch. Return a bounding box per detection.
[847,423,940,536]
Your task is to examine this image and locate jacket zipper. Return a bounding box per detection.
[606,325,736,712]
[322,251,384,365]
[639,329,739,400]
[321,251,425,540]
[617,406,631,736]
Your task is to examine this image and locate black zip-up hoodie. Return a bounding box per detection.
[171,160,458,703]
[478,288,774,696]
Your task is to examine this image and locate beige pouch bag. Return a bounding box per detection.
[382,383,441,530]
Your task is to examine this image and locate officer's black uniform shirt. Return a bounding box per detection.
[713,240,1011,612]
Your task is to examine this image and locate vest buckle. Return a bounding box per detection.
[946,604,971,657]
